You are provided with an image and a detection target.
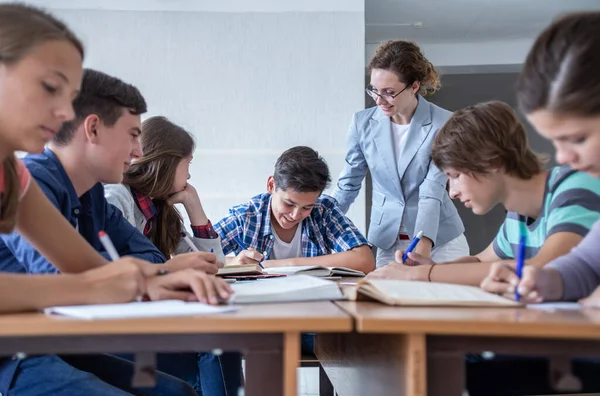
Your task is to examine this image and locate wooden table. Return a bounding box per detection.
[0,301,352,396]
[316,301,600,396]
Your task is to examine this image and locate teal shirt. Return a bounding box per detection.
[493,166,600,260]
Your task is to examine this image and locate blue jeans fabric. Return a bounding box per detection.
[301,333,315,355]
[0,354,196,396]
[466,355,600,396]
[118,352,243,396]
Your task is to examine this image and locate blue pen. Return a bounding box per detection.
[402,230,424,263]
[233,236,265,269]
[515,225,527,302]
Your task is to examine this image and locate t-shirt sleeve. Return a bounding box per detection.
[546,171,600,238]
[16,158,31,199]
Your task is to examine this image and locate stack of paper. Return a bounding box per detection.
[230,274,344,304]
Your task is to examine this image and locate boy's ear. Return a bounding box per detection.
[266,176,276,194]
[83,114,101,144]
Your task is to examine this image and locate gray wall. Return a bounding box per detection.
[364,70,557,255]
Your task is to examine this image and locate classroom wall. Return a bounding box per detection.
[49,1,367,232]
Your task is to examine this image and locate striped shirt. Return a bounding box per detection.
[493,166,600,260]
[214,193,369,258]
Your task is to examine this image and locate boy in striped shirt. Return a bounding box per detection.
[366,101,600,286]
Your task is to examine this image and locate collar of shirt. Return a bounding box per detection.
[131,187,158,222]
[39,149,84,221]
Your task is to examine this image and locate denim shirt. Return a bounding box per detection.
[0,148,165,274]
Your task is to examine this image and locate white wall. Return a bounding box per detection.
[48,2,367,231]
[366,38,533,67]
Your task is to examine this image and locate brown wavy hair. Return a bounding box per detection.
[432,101,546,179]
[123,116,195,257]
[368,40,441,96]
[0,4,83,233]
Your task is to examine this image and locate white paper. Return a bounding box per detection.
[45,300,236,320]
[230,274,343,303]
[527,302,583,311]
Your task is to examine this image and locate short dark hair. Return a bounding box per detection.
[54,68,147,145]
[517,11,600,116]
[274,146,331,193]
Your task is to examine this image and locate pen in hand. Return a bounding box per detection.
[98,230,144,302]
[233,236,265,269]
[402,231,424,264]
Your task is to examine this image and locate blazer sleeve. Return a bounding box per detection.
[332,113,368,214]
[414,147,448,246]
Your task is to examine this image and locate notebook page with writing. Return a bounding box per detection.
[358,280,521,307]
[45,300,236,320]
[231,274,343,303]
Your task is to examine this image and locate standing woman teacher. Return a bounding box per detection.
[333,40,469,267]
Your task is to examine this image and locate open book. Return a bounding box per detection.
[266,266,365,277]
[217,264,263,276]
[355,280,522,307]
[45,300,236,320]
[230,274,344,304]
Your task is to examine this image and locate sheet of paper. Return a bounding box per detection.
[527,302,583,311]
[45,300,236,320]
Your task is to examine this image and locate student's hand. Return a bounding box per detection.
[231,249,263,265]
[579,286,600,308]
[146,268,233,305]
[80,257,149,304]
[394,249,437,267]
[481,261,564,302]
[365,261,429,281]
[167,183,199,207]
[167,183,210,226]
[413,237,433,259]
[165,252,224,274]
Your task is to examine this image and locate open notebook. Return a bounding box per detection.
[230,274,344,304]
[45,300,237,320]
[266,266,365,277]
[356,280,522,307]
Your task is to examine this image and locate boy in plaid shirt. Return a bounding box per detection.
[215,146,374,274]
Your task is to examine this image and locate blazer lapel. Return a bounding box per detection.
[397,96,433,183]
[370,108,403,196]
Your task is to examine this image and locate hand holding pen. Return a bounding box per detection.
[232,236,265,269]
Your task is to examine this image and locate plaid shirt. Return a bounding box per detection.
[214,193,369,258]
[131,188,218,239]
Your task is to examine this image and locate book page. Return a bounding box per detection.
[45,300,236,320]
[363,280,520,306]
[264,266,318,275]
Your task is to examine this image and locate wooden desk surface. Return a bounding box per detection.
[0,301,351,337]
[336,301,600,339]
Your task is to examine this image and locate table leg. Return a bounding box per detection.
[316,332,426,396]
